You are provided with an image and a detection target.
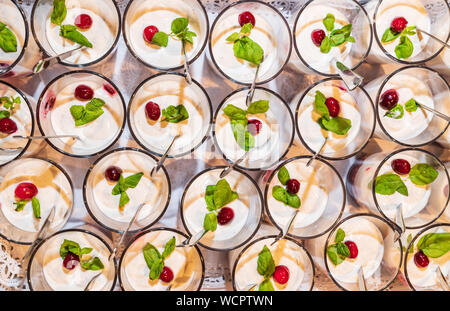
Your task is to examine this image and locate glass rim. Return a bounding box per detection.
[26,228,118,291]
[323,212,403,291]
[375,65,450,147]
[127,71,213,159]
[231,234,316,291]
[36,69,127,158]
[294,77,376,161]
[263,155,346,239]
[122,0,210,71]
[372,0,450,65]
[117,226,205,291]
[207,0,293,86]
[82,147,172,234]
[212,85,295,171]
[179,165,264,252]
[292,0,373,77]
[371,147,450,230]
[30,0,122,68]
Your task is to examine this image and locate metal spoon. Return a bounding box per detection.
[306,136,328,167]
[331,57,363,91]
[84,272,103,291]
[32,46,85,74]
[393,203,405,243]
[357,266,367,291]
[176,229,207,248]
[245,57,263,107]
[241,283,258,291]
[271,209,299,246]
[416,28,450,50]
[219,151,249,178]
[151,134,180,177]
[416,102,450,122]
[182,41,193,85]
[13,134,81,140]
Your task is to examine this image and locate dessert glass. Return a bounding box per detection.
[180,166,263,251]
[208,0,292,85]
[27,228,117,291]
[292,0,372,76]
[123,0,209,71]
[119,227,205,291]
[324,213,402,291]
[83,148,171,233]
[213,87,294,171]
[31,0,121,67]
[0,158,73,245]
[128,72,212,158]
[37,70,126,158]
[295,78,375,160]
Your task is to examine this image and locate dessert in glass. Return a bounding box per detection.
[365,0,450,64]
[119,227,204,291]
[365,66,449,147]
[180,166,263,251]
[295,78,375,160]
[83,148,171,233]
[123,0,209,70]
[213,87,294,170]
[0,81,34,166]
[291,0,372,76]
[208,1,292,85]
[128,72,212,158]
[37,70,126,157]
[31,0,121,67]
[27,228,116,291]
[0,158,73,245]
[232,235,315,291]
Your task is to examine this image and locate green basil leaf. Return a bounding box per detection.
[259,278,275,291]
[70,98,105,126]
[405,98,418,112]
[111,174,124,195]
[70,105,84,120]
[384,104,404,119]
[402,26,416,36]
[31,197,40,219]
[213,179,233,209]
[143,243,162,269]
[327,244,344,266]
[320,36,331,53]
[314,90,330,119]
[60,24,93,48]
[181,30,197,44]
[60,239,81,259]
[162,236,176,259]
[85,98,105,111]
[226,32,240,42]
[381,27,401,43]
[409,163,439,186]
[223,104,247,120]
[152,31,169,47]
[233,36,264,65]
[318,116,352,135]
[374,173,408,196]
[323,13,335,31]
[272,185,288,204]
[123,172,144,189]
[395,35,413,59]
[14,200,27,212]
[149,258,164,280]
[286,193,301,209]
[257,245,275,278]
[75,109,104,126]
[230,119,255,151]
[335,228,345,243]
[119,191,130,207]
[277,166,290,185]
[81,257,104,271]
[346,36,355,43]
[0,22,18,53]
[247,100,269,114]
[240,23,253,34]
[161,105,189,123]
[330,33,346,46]
[80,247,93,256]
[203,212,218,232]
[50,0,67,25]
[171,17,189,34]
[336,242,350,257]
[417,232,450,258]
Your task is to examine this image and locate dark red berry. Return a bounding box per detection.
[311,29,326,46]
[379,89,399,110]
[325,97,340,117]
[159,266,174,282]
[247,119,262,136]
[286,179,300,194]
[74,84,94,101]
[145,101,161,121]
[143,25,159,44]
[391,159,411,175]
[63,252,80,270]
[238,11,256,27]
[414,251,429,268]
[103,84,116,96]
[391,17,408,33]
[74,14,93,30]
[217,207,234,225]
[0,118,17,134]
[273,265,290,284]
[15,182,38,200]
[345,241,358,259]
[105,166,122,182]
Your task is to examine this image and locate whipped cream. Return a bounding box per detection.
[0,3,24,66]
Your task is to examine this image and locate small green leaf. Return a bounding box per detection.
[384,104,404,119]
[149,258,164,280]
[80,247,93,256]
[381,27,401,43]
[318,116,352,135]
[203,212,218,232]
[335,228,345,243]
[336,242,350,257]
[327,244,345,266]
[286,193,301,209]
[119,191,130,207]
[70,98,105,126]
[162,236,176,259]
[50,0,67,25]
[320,36,331,53]
[405,99,418,112]
[32,197,40,219]
[60,239,81,259]
[247,100,269,114]
[409,163,438,186]
[233,36,264,65]
[152,32,169,47]
[395,35,413,59]
[314,90,330,120]
[272,185,288,204]
[259,278,275,291]
[0,22,18,53]
[417,232,450,258]
[323,13,335,32]
[257,245,275,278]
[226,32,240,42]
[277,166,290,185]
[60,24,93,48]
[14,200,27,212]
[240,23,253,35]
[161,105,189,123]
[123,172,144,189]
[143,243,162,270]
[171,17,189,34]
[223,104,247,120]
[230,119,255,151]
[81,257,104,271]
[374,173,408,196]
[111,175,124,195]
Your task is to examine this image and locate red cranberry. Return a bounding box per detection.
[145,101,161,121]
[63,252,80,270]
[345,241,358,259]
[286,179,300,194]
[414,251,429,268]
[379,89,399,110]
[14,182,38,200]
[74,14,93,30]
[391,17,408,33]
[105,166,122,182]
[273,265,290,284]
[143,25,159,44]
[0,118,17,134]
[103,84,116,96]
[74,85,94,101]
[238,11,256,27]
[159,266,174,282]
[325,97,340,117]
[311,29,326,46]
[217,207,234,225]
[391,159,411,175]
[247,119,262,136]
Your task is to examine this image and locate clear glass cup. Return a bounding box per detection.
[263,156,345,239]
[294,78,375,160]
[128,72,212,158]
[27,228,117,291]
[213,87,294,171]
[291,0,372,76]
[208,0,292,85]
[404,223,450,291]
[365,0,450,64]
[83,147,171,233]
[31,0,121,68]
[119,227,205,291]
[365,66,450,147]
[36,70,126,158]
[0,157,73,245]
[324,213,403,291]
[180,166,263,251]
[123,0,209,71]
[231,235,315,291]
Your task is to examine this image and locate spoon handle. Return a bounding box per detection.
[84,272,103,291]
[306,136,328,167]
[418,103,450,122]
[219,151,249,178]
[245,64,261,107]
[182,41,193,85]
[13,134,80,140]
[332,57,363,91]
[417,28,450,49]
[32,46,84,74]
[151,135,179,177]
[176,229,207,248]
[357,266,367,291]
